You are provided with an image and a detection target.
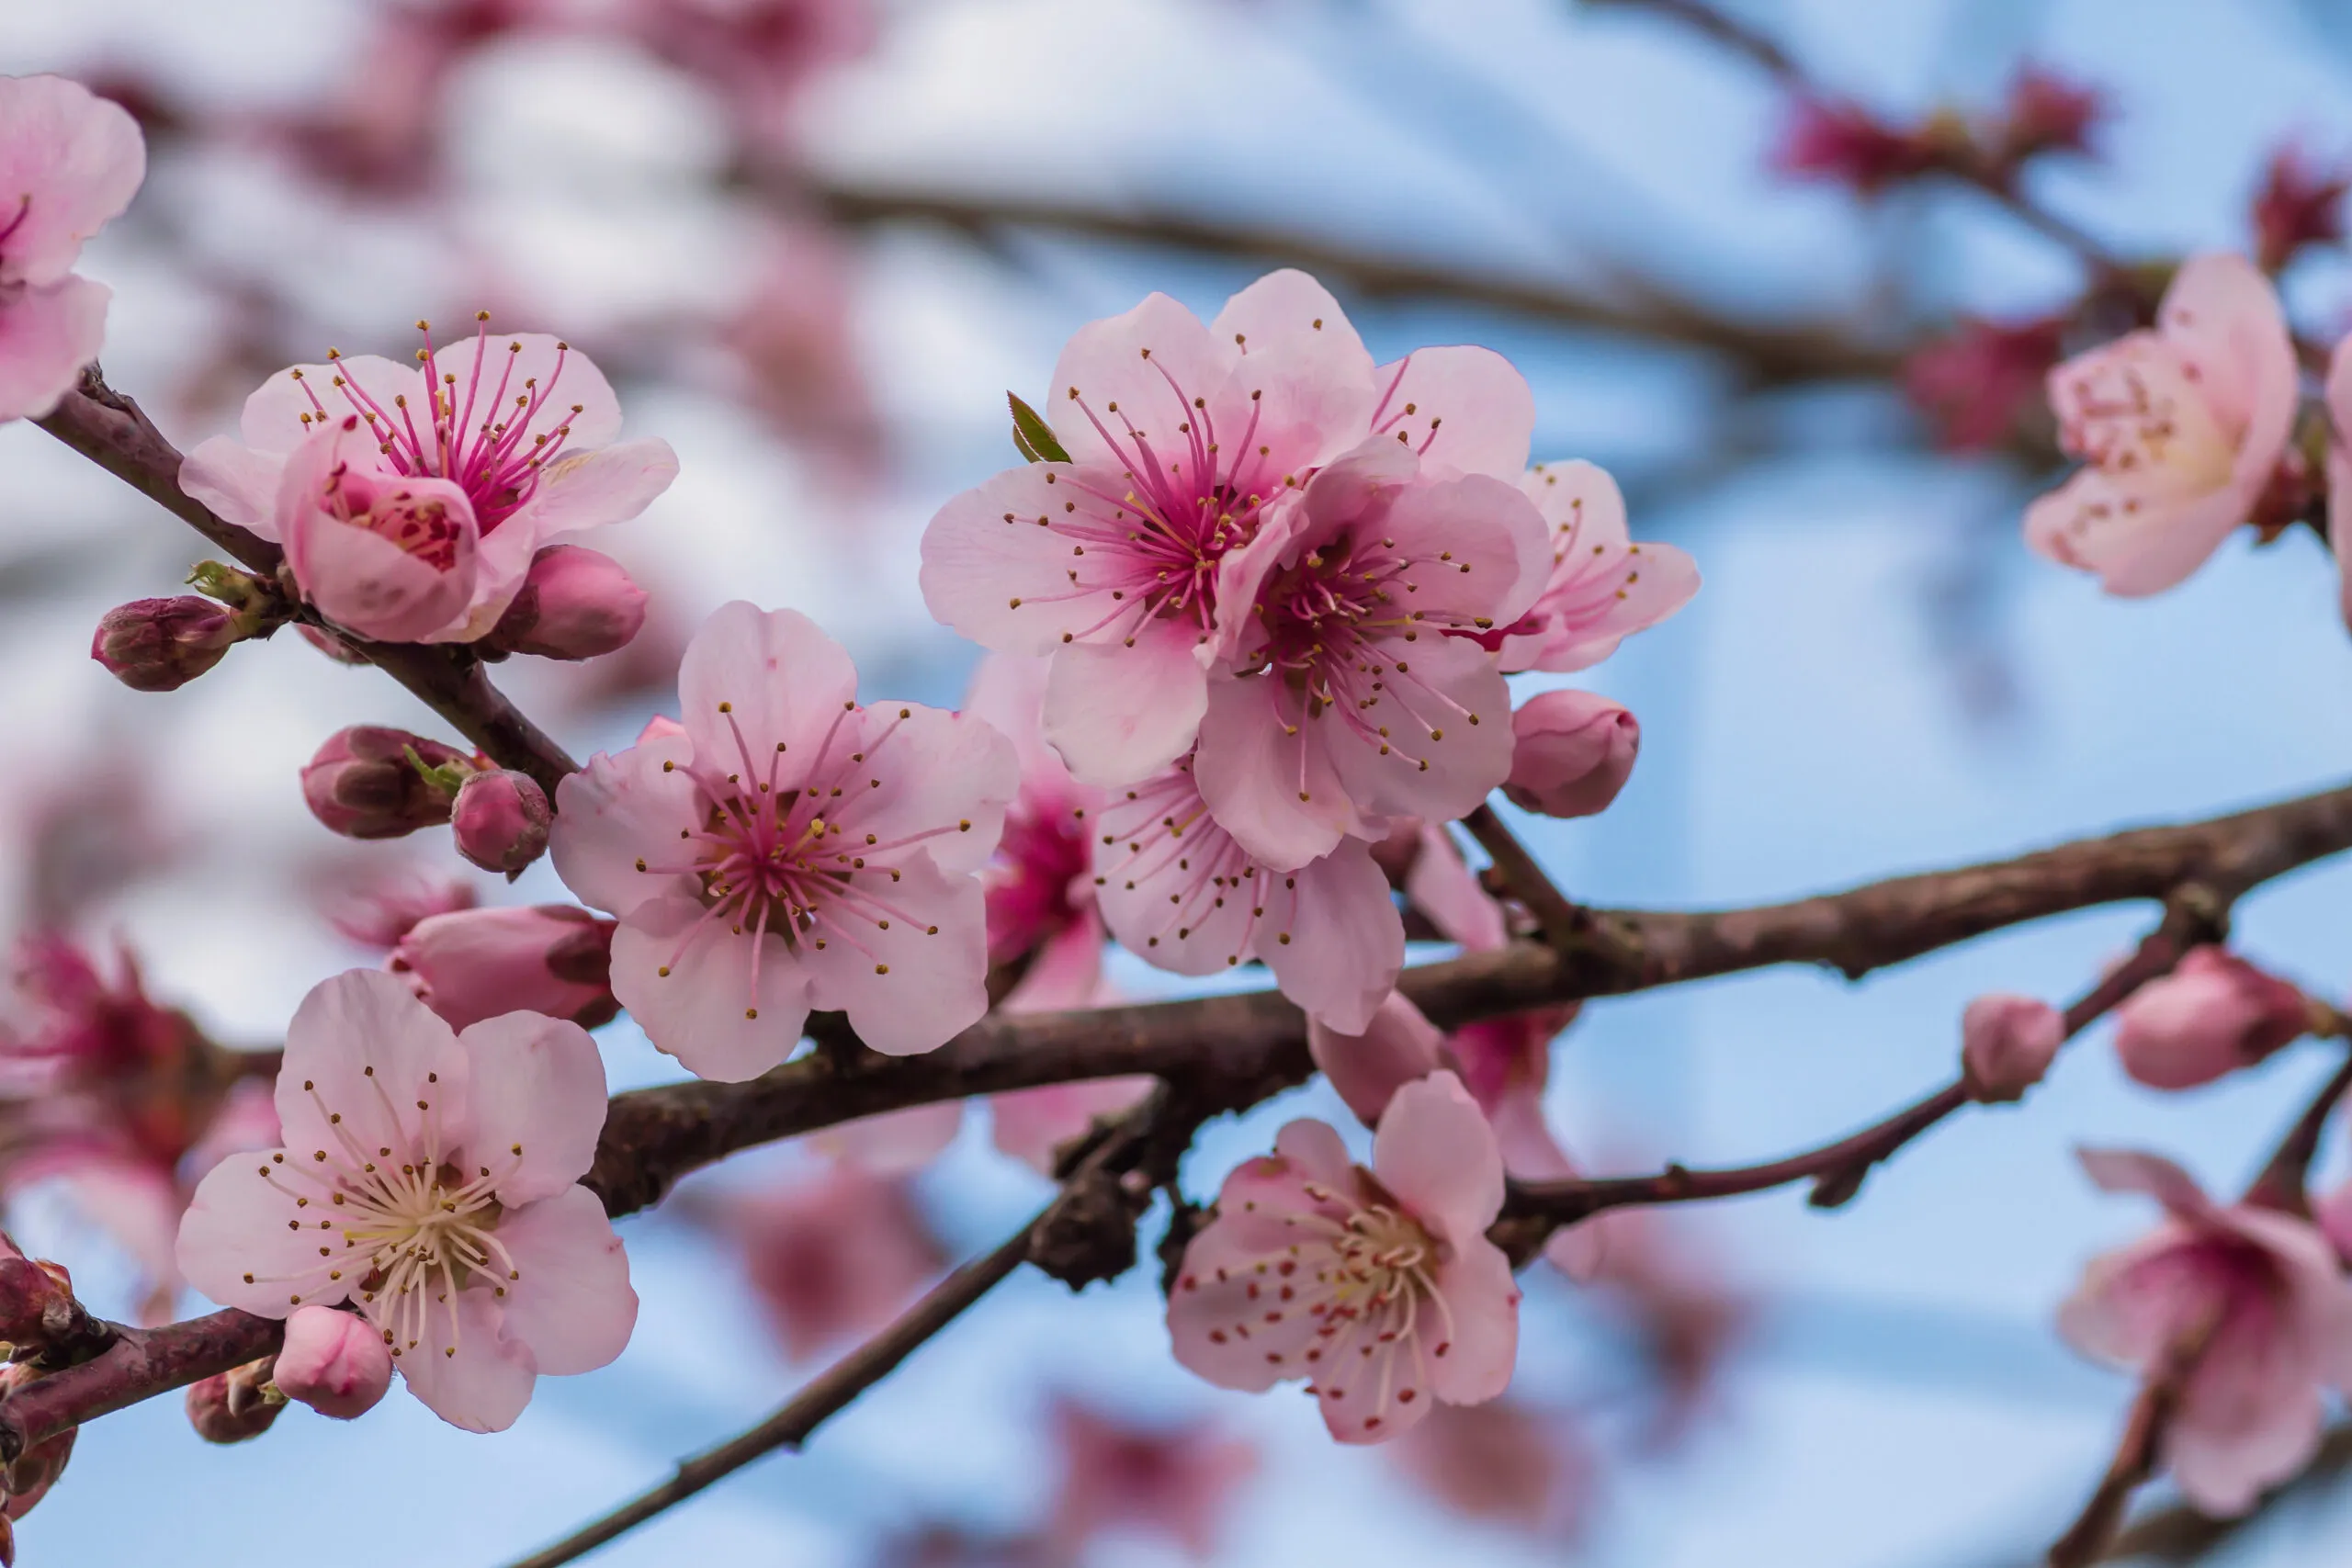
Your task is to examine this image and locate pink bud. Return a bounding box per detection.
[488,546,649,660]
[272,1305,391,1420]
[1306,991,1446,1126]
[1989,65,2105,167]
[450,769,551,874]
[2111,947,2312,1090]
[1770,95,1939,196]
[1502,692,1638,818]
[390,904,618,1031]
[300,726,471,840]
[185,1359,282,1444]
[89,597,240,692]
[1960,993,2064,1101]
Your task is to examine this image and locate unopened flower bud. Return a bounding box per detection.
[1306,991,1445,1126]
[1502,691,1638,818]
[185,1357,283,1444]
[0,1246,75,1353]
[0,1364,74,1524]
[487,546,648,660]
[390,904,618,1031]
[1960,993,2064,1102]
[89,597,241,692]
[2112,947,2314,1090]
[272,1306,390,1420]
[451,769,551,874]
[301,727,472,840]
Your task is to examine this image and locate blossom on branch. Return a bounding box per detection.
[1490,460,1697,674]
[2109,946,2312,1090]
[551,602,1016,1077]
[0,75,143,423]
[180,320,676,644]
[175,970,636,1432]
[698,1163,943,1363]
[1502,690,1639,819]
[2059,1148,2352,1515]
[2025,254,2297,596]
[1043,1395,1258,1562]
[2253,144,2350,274]
[1168,1072,1520,1444]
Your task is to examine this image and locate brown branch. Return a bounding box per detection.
[2245,1050,2352,1215]
[1461,804,1589,953]
[2050,1318,2219,1567]
[36,370,581,797]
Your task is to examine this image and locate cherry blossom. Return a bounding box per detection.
[1490,461,1698,674]
[175,970,636,1433]
[700,1163,942,1363]
[180,318,676,643]
[1168,1072,1521,1443]
[2025,254,2297,596]
[0,75,145,423]
[1091,752,1401,1035]
[965,653,1103,1012]
[2109,946,2312,1091]
[550,602,1016,1078]
[2059,1148,2352,1515]
[1043,1395,1258,1562]
[1392,1397,1595,1539]
[1193,439,1549,868]
[922,269,1537,791]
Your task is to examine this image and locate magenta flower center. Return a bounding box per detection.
[319,463,467,570]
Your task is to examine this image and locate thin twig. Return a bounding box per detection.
[2049,1321,2217,1567]
[2245,1050,2352,1215]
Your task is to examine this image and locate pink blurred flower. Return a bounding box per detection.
[923,270,1538,795]
[1091,752,1402,1035]
[2060,1148,2352,1515]
[964,654,1102,1004]
[2110,947,2311,1091]
[1168,1073,1521,1444]
[320,863,477,950]
[181,321,675,643]
[1902,315,2066,452]
[724,222,879,464]
[2254,144,2350,275]
[1502,690,1638,819]
[1491,460,1697,673]
[705,1163,942,1362]
[551,602,1016,1078]
[2320,333,2352,630]
[1960,992,2064,1101]
[176,970,636,1432]
[1584,1209,1751,1449]
[1391,1397,1595,1539]
[388,904,617,1032]
[2026,254,2297,596]
[1989,65,2107,167]
[274,1304,393,1419]
[1770,96,1937,197]
[1043,1395,1257,1562]
[0,75,144,422]
[628,0,875,148]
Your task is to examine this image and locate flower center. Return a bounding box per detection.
[2060,342,2237,493]
[320,458,467,571]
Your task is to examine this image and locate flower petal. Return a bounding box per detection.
[1261,838,1405,1035]
[493,1186,637,1377]
[460,1011,609,1205]
[548,728,701,917]
[277,970,471,1182]
[389,1284,537,1433]
[1368,348,1536,481]
[677,601,859,766]
[610,896,812,1081]
[1043,621,1210,788]
[1374,1071,1506,1243]
[799,855,989,1055]
[173,1153,332,1315]
[0,276,107,423]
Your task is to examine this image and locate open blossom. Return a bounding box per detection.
[701,1164,942,1363]
[0,75,144,422]
[922,269,1537,793]
[2025,254,2297,596]
[2059,1148,2352,1515]
[1045,1396,1258,1562]
[180,319,676,643]
[1169,1072,1520,1443]
[1092,752,1401,1034]
[551,603,1016,1079]
[175,970,636,1433]
[1491,461,1696,674]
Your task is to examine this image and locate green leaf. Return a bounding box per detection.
[1008,392,1072,465]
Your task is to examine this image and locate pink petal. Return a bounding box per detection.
[808,1102,965,1172]
[609,896,813,1081]
[851,702,1018,877]
[174,1152,339,1316]
[961,650,1076,799]
[0,76,144,288]
[488,334,624,451]
[492,1185,637,1377]
[277,428,481,642]
[1406,821,1507,953]
[1194,671,1355,869]
[275,1304,393,1419]
[1484,1092,1603,1281]
[1208,269,1371,386]
[1092,769,1272,979]
[277,970,472,1181]
[1369,348,1536,481]
[1273,1117,1358,1187]
[458,1011,609,1206]
[1505,460,1698,674]
[677,600,859,767]
[797,853,989,1055]
[1047,291,1227,472]
[548,728,702,917]
[2023,468,2254,598]
[990,1077,1152,1175]
[1425,1237,1521,1406]
[1307,989,1443,1124]
[0,276,107,423]
[1261,837,1405,1035]
[2158,253,2296,471]
[387,1283,537,1433]
[237,355,420,456]
[1374,1071,1507,1243]
[1324,631,1516,827]
[506,436,679,540]
[54,1156,182,1288]
[1000,910,1106,1014]
[2076,1146,2215,1216]
[178,435,286,534]
[920,463,1135,659]
[1376,471,1555,631]
[2328,334,2352,631]
[1043,623,1209,788]
[2167,1382,2323,1517]
[1205,270,1378,473]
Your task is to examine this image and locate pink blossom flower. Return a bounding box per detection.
[702,1163,942,1363]
[388,904,617,1032]
[1903,315,2066,453]
[274,1304,393,1419]
[1043,1395,1258,1562]
[1770,96,1938,196]
[1091,752,1401,1035]
[628,0,875,149]
[2110,946,2311,1090]
[922,270,1537,792]
[964,654,1103,1010]
[1987,65,2107,168]
[0,76,144,422]
[175,970,636,1432]
[1960,992,2064,1100]
[1391,1397,1595,1539]
[1491,461,1697,674]
[301,726,471,840]
[551,602,1016,1078]
[1502,690,1639,819]
[2254,144,2350,275]
[180,320,676,642]
[2059,1148,2352,1515]
[1168,1072,1521,1443]
[2026,254,2297,596]
[1308,991,1444,1126]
